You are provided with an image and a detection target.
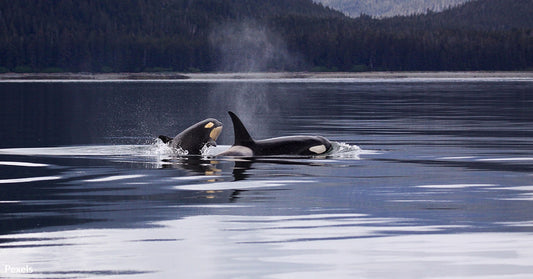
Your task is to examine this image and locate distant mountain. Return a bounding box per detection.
[315,0,470,17]
[375,0,533,33]
[0,0,531,73]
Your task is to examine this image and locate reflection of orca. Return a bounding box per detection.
[159,118,223,155]
[160,156,222,176]
[218,111,332,157]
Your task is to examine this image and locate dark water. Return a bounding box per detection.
[1,77,533,278]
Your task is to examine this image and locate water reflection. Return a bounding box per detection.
[2,213,533,278]
[160,156,222,176]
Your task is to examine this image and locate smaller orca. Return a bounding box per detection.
[159,118,223,155]
[218,111,332,157]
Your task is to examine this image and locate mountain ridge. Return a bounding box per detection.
[0,0,531,72]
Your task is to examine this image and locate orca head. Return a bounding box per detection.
[162,118,223,155]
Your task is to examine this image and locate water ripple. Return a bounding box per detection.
[0,176,62,184]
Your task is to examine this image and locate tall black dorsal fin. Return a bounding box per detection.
[228,111,254,146]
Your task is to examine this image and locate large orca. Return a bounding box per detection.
[218,111,332,157]
[159,118,223,155]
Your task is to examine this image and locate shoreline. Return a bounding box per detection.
[1,71,532,81]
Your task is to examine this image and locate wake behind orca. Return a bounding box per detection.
[217,111,332,157]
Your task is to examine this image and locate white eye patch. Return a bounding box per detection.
[309,145,327,154]
[204,122,214,128]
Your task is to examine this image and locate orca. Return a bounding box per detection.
[218,111,332,157]
[159,118,223,155]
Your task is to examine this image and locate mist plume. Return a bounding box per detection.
[209,21,301,72]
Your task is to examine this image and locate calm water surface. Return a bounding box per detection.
[1,77,533,278]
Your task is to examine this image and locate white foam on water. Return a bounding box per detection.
[328,142,362,159]
[201,145,230,157]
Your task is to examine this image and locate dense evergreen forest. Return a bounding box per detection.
[316,0,469,18]
[0,0,531,73]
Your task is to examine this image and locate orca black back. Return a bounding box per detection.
[219,111,332,157]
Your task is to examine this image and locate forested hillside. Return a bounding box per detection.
[0,0,531,73]
[417,0,533,30]
[316,0,469,17]
[0,0,342,73]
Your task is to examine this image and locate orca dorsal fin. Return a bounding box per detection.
[228,111,254,146]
